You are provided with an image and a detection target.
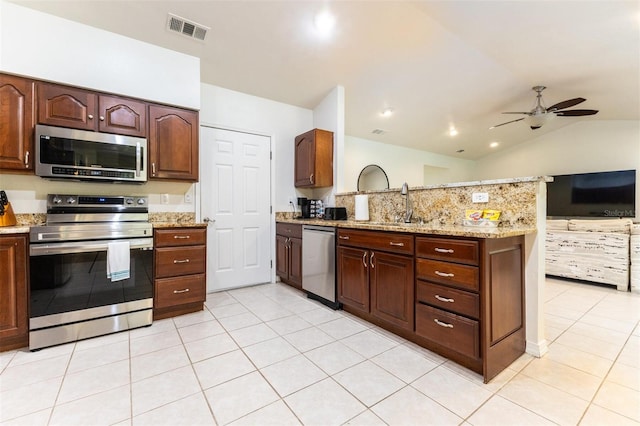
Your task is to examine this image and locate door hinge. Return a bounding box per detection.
[270,151,272,160]
[270,260,273,268]
[270,205,272,214]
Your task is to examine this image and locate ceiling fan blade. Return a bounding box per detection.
[501,112,530,115]
[546,97,586,112]
[554,109,599,116]
[489,117,525,129]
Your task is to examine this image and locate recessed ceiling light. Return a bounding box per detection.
[449,126,458,137]
[381,107,394,117]
[490,141,499,148]
[314,10,335,37]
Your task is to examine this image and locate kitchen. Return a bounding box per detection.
[1,1,639,425]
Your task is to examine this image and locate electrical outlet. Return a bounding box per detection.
[184,192,193,203]
[161,193,170,204]
[472,192,489,203]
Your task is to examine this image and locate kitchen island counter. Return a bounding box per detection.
[276,217,536,239]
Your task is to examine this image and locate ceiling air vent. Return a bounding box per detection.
[167,13,209,41]
[371,129,386,135]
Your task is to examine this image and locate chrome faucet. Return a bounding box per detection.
[400,182,413,223]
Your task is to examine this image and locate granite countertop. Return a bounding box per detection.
[0,225,31,235]
[151,222,207,228]
[277,217,536,239]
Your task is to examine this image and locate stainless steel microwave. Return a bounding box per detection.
[35,124,147,183]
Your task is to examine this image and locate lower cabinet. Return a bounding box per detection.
[275,223,302,289]
[153,227,207,320]
[337,229,414,331]
[0,234,29,351]
[337,228,525,383]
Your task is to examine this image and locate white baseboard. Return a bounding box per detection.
[526,339,549,358]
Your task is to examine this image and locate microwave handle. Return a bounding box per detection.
[136,142,141,177]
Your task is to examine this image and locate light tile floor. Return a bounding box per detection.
[1,277,639,425]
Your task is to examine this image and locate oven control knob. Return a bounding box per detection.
[52,196,62,204]
[66,197,76,204]
[137,198,146,205]
[125,198,133,205]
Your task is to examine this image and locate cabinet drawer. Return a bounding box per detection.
[276,223,302,239]
[155,274,205,308]
[416,237,478,265]
[415,304,479,359]
[155,228,206,247]
[416,258,479,291]
[337,229,414,255]
[155,246,205,278]
[416,281,479,319]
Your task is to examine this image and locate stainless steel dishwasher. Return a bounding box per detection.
[302,225,339,309]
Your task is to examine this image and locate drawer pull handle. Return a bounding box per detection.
[390,242,404,247]
[434,248,454,253]
[435,295,454,303]
[174,235,191,239]
[339,235,350,240]
[173,288,190,294]
[435,270,454,278]
[173,259,190,264]
[434,319,454,328]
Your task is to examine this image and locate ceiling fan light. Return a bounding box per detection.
[525,113,552,129]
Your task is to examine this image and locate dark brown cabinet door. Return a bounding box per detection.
[294,128,333,188]
[0,74,34,171]
[149,104,199,181]
[37,82,98,130]
[370,251,414,331]
[275,235,289,278]
[0,235,28,351]
[99,95,147,137]
[337,246,370,314]
[288,237,303,287]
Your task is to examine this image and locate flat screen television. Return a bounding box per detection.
[547,169,636,218]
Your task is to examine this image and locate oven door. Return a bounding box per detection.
[29,238,153,349]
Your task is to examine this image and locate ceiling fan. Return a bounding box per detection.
[490,86,598,130]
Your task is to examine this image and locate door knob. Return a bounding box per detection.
[203,217,215,224]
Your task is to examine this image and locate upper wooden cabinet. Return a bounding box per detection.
[294,128,333,188]
[0,74,35,171]
[37,82,147,137]
[148,104,199,181]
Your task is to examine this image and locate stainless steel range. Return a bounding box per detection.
[29,194,153,350]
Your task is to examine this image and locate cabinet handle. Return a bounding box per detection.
[435,295,455,303]
[99,115,105,121]
[339,235,350,240]
[434,319,454,328]
[286,237,291,248]
[152,162,156,176]
[370,252,375,268]
[173,288,190,294]
[174,235,191,239]
[362,251,368,268]
[390,242,404,247]
[88,114,94,120]
[434,247,454,253]
[435,271,455,278]
[173,259,190,264]
[24,151,30,167]
[309,173,314,184]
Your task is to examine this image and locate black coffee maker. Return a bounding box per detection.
[297,197,310,218]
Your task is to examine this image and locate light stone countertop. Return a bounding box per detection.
[276,217,536,239]
[0,226,30,235]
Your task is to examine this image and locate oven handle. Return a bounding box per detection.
[30,238,153,256]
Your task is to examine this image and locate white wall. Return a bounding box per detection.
[312,86,345,205]
[473,120,640,220]
[344,135,476,192]
[199,83,313,213]
[0,1,199,109]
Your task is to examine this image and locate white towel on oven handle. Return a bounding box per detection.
[107,241,130,282]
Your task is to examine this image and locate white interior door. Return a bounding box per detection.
[200,127,272,292]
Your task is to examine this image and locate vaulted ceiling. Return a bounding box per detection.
[11,0,640,160]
